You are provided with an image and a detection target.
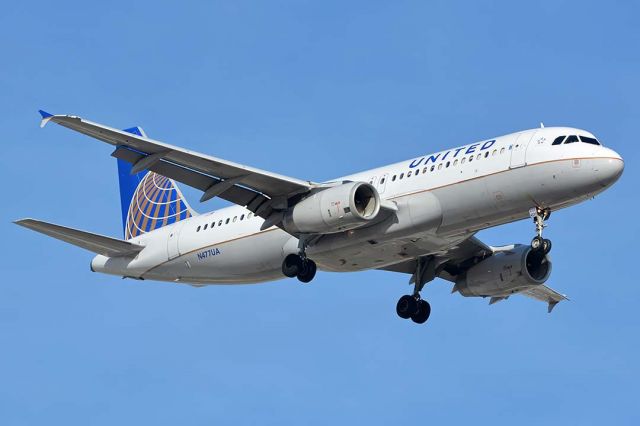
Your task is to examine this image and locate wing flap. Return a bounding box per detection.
[111,146,267,211]
[15,219,144,258]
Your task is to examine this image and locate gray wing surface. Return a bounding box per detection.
[521,285,569,313]
[40,112,314,219]
[378,236,492,278]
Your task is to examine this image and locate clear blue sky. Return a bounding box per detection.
[2,1,639,424]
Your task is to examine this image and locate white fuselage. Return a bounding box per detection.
[91,127,623,285]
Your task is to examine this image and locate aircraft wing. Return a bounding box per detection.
[377,236,493,276]
[520,285,569,313]
[39,111,315,221]
[15,218,144,258]
[378,236,568,312]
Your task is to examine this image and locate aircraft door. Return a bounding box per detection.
[167,221,186,260]
[509,131,536,169]
[378,173,388,194]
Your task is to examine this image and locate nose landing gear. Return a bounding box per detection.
[530,207,552,254]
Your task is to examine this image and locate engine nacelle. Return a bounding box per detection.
[282,182,381,234]
[455,244,552,297]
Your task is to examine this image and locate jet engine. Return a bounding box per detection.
[455,245,552,297]
[282,182,381,234]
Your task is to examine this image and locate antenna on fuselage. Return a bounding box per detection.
[540,122,545,128]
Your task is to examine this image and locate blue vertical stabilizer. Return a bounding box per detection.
[116,127,195,239]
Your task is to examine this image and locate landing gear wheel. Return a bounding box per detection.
[531,236,544,251]
[396,295,418,319]
[543,238,552,254]
[411,299,431,324]
[297,259,317,283]
[282,254,303,278]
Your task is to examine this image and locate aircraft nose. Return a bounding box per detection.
[594,149,624,187]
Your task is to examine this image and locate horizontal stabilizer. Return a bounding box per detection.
[15,218,144,258]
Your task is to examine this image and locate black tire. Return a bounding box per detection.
[282,254,303,278]
[396,295,418,319]
[531,236,544,251]
[297,259,317,283]
[411,299,431,324]
[543,239,552,254]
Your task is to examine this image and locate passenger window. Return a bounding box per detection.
[407,171,412,177]
[437,163,443,170]
[476,154,481,160]
[240,214,245,221]
[453,159,458,166]
[211,222,215,227]
[484,151,489,158]
[564,135,579,144]
[203,224,208,230]
[415,169,420,176]
[196,226,201,232]
[469,156,473,162]
[430,165,435,172]
[400,173,404,179]
[380,177,386,184]
[446,161,450,168]
[218,220,223,226]
[225,218,230,224]
[579,136,600,145]
[552,136,565,145]
[500,147,505,154]
[461,157,466,164]
[248,213,253,219]
[392,175,397,182]
[492,150,497,156]
[233,216,237,223]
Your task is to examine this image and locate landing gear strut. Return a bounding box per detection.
[396,256,435,324]
[530,207,552,254]
[282,236,317,283]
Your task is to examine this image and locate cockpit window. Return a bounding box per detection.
[579,135,600,145]
[552,134,601,146]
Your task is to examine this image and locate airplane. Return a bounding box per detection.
[15,111,624,324]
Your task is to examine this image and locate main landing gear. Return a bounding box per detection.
[396,295,431,324]
[282,253,317,283]
[529,207,552,254]
[282,235,318,283]
[396,256,435,324]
